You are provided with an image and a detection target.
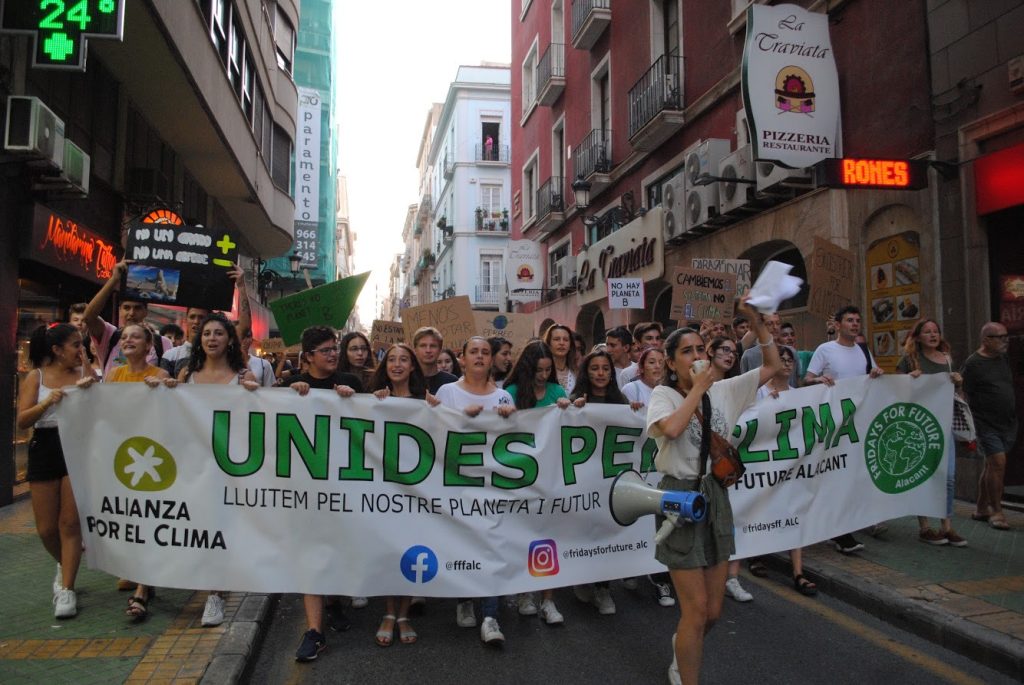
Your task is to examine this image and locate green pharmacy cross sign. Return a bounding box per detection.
[1,0,125,70]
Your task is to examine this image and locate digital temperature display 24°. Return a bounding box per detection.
[0,0,125,70]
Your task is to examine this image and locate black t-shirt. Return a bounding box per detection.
[426,370,458,395]
[961,352,1016,433]
[282,371,364,393]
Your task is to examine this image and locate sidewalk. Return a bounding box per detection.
[765,500,1024,680]
[0,494,271,684]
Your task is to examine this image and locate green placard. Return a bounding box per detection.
[1,0,125,70]
[269,272,369,345]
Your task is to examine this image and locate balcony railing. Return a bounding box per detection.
[475,286,502,305]
[536,176,565,232]
[443,155,455,179]
[628,53,684,140]
[571,0,611,50]
[476,212,510,232]
[537,43,566,105]
[575,128,612,181]
[475,143,510,163]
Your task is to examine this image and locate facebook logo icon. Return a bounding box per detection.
[400,545,438,584]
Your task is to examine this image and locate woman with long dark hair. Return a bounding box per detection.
[17,323,97,618]
[647,300,780,685]
[570,349,627,406]
[339,331,376,390]
[488,336,513,387]
[437,347,462,378]
[543,324,578,394]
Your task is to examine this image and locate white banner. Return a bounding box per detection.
[56,376,949,594]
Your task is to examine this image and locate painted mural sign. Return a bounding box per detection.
[865,232,921,370]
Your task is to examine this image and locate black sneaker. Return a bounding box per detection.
[833,534,865,554]
[295,629,326,662]
[324,602,352,632]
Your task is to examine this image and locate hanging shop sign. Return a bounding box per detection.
[506,240,543,304]
[0,0,125,71]
[26,205,118,283]
[742,3,842,168]
[293,87,322,268]
[816,158,928,190]
[576,208,664,306]
[864,231,921,370]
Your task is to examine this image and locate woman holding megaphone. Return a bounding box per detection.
[646,298,781,685]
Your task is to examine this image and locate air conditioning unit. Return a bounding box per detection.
[660,172,686,244]
[718,145,755,215]
[736,108,750,147]
[128,167,171,200]
[4,96,65,170]
[58,140,90,194]
[683,138,730,232]
[755,160,813,194]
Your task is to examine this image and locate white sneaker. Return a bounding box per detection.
[654,581,676,607]
[480,616,505,644]
[668,632,681,685]
[201,594,225,626]
[456,600,476,627]
[725,577,753,602]
[516,592,537,616]
[53,588,77,618]
[539,599,564,625]
[350,596,368,609]
[592,586,616,615]
[53,563,62,597]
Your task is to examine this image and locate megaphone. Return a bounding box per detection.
[609,470,706,544]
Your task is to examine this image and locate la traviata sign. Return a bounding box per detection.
[576,208,664,306]
[27,205,118,283]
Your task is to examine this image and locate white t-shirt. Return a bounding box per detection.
[806,340,875,381]
[646,368,760,479]
[617,362,639,388]
[756,383,794,402]
[248,355,276,387]
[435,382,513,411]
[622,379,655,406]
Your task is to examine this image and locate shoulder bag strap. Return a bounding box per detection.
[697,393,712,479]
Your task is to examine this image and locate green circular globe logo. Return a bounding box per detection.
[864,403,943,494]
[113,436,177,492]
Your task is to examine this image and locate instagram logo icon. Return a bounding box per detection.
[528,539,560,577]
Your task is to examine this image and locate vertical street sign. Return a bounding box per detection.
[0,0,125,71]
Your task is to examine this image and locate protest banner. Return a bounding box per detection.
[401,296,476,350]
[57,376,947,595]
[691,258,751,298]
[808,237,855,320]
[472,311,535,348]
[607,278,645,310]
[670,267,737,323]
[124,222,239,310]
[268,272,369,345]
[370,320,405,360]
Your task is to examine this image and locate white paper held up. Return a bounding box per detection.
[746,260,804,314]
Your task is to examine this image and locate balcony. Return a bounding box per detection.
[537,43,566,105]
[443,155,455,179]
[628,54,685,151]
[535,176,566,234]
[574,128,612,195]
[475,143,510,164]
[571,0,611,50]
[475,286,502,307]
[476,209,510,232]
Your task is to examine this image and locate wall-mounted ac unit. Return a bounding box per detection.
[661,172,686,243]
[59,140,90,195]
[755,160,813,194]
[4,96,65,171]
[736,108,750,147]
[683,138,730,232]
[718,145,755,215]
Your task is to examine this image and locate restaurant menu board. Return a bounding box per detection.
[865,231,921,371]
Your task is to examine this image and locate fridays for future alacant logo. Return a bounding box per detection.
[864,403,943,494]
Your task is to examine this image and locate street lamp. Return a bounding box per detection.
[572,175,592,210]
[430,276,440,300]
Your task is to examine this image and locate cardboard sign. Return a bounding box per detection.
[124,222,239,310]
[473,312,535,350]
[670,267,737,323]
[370,320,406,360]
[259,338,286,353]
[607,278,645,309]
[401,296,476,351]
[268,272,369,345]
[691,258,751,298]
[808,237,855,320]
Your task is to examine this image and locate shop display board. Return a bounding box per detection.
[865,231,921,370]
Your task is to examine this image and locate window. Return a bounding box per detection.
[595,70,610,132]
[241,50,254,121]
[662,0,680,60]
[480,184,502,219]
[271,124,293,192]
[274,6,295,74]
[522,151,539,221]
[551,117,565,180]
[209,0,229,65]
[480,254,503,293]
[552,0,564,43]
[481,122,500,160]
[228,11,242,94]
[521,39,538,117]
[548,240,570,287]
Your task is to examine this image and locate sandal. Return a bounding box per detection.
[989,516,1011,531]
[748,559,769,578]
[793,575,817,597]
[375,614,395,647]
[397,617,417,644]
[126,594,149,621]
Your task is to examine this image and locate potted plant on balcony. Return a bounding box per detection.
[475,207,483,230]
[436,216,448,230]
[500,208,509,230]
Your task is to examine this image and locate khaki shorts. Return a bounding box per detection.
[654,474,735,570]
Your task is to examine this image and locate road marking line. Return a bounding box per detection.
[747,574,987,685]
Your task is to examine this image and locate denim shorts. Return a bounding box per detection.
[654,474,734,570]
[977,423,1018,458]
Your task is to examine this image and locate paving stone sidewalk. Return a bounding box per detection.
[0,494,270,684]
[765,500,1024,680]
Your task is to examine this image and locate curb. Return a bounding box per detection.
[762,553,1024,681]
[200,593,277,684]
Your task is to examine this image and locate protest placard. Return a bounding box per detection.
[691,258,751,298]
[370,320,405,360]
[259,338,286,353]
[808,237,855,320]
[268,272,369,345]
[124,222,240,310]
[670,267,737,323]
[607,278,645,309]
[401,296,476,350]
[472,311,535,348]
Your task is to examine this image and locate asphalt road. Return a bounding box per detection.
[249,572,1016,685]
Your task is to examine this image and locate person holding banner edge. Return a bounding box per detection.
[646,297,781,685]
